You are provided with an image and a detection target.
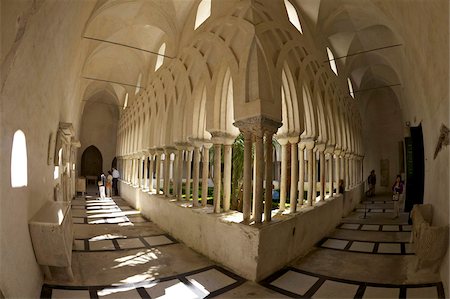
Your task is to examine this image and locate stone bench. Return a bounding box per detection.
[411,204,449,272]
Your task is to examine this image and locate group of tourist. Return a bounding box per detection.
[365,169,405,218]
[98,167,120,199]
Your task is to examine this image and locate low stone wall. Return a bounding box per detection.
[119,181,363,281]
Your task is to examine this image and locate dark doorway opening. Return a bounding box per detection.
[81,145,103,179]
[405,124,425,213]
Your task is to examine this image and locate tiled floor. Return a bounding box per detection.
[262,268,444,299]
[41,193,445,298]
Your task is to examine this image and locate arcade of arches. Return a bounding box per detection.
[1,0,449,298]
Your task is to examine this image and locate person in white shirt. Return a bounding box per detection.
[112,168,120,196]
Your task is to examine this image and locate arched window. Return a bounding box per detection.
[135,73,142,95]
[326,47,338,75]
[123,93,129,110]
[284,0,303,34]
[194,0,211,30]
[347,78,355,98]
[155,43,166,71]
[11,130,27,188]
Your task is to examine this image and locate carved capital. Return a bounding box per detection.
[234,116,282,138]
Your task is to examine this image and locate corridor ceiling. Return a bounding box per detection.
[81,0,403,109]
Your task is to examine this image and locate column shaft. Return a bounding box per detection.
[155,154,161,194]
[143,155,148,189]
[149,155,154,192]
[223,144,232,212]
[164,153,170,196]
[177,149,183,200]
[328,155,334,196]
[289,142,298,213]
[306,148,314,206]
[298,146,305,206]
[319,151,325,201]
[264,133,274,222]
[279,143,288,211]
[192,147,200,206]
[201,146,210,206]
[213,144,222,213]
[312,152,317,204]
[185,149,192,201]
[242,132,252,223]
[254,135,264,223]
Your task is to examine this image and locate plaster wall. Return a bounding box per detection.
[77,101,119,176]
[120,181,363,281]
[372,0,449,292]
[0,1,94,297]
[361,91,404,193]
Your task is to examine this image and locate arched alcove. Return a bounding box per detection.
[81,145,103,177]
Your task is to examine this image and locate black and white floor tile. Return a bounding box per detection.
[71,197,149,225]
[261,267,445,299]
[73,234,177,252]
[41,265,246,299]
[317,237,414,255]
[337,223,412,232]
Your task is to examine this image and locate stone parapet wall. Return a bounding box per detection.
[119,181,363,281]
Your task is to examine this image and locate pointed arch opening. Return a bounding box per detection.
[284,0,303,34]
[194,0,211,30]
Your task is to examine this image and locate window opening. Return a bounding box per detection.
[194,0,211,30]
[284,0,303,33]
[11,130,28,187]
[155,43,166,71]
[326,47,338,75]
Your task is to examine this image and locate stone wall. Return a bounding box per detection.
[0,1,94,297]
[120,181,363,281]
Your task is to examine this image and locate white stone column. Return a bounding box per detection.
[264,132,274,222]
[185,147,193,201]
[155,151,162,194]
[242,131,252,223]
[131,158,136,186]
[192,146,201,207]
[164,150,171,196]
[344,153,350,190]
[176,147,184,200]
[213,143,222,213]
[143,154,148,190]
[298,142,306,206]
[325,145,335,197]
[201,144,212,206]
[254,133,264,223]
[148,153,154,192]
[305,140,315,206]
[312,150,317,204]
[317,144,326,201]
[289,138,299,213]
[169,151,175,196]
[335,150,341,194]
[138,156,143,188]
[278,139,288,211]
[223,144,232,212]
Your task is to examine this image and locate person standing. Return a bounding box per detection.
[112,167,120,196]
[106,171,113,198]
[367,170,376,197]
[391,175,404,219]
[99,173,106,199]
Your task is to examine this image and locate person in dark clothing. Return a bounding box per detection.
[367,170,376,197]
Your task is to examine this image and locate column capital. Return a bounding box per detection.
[174,142,191,150]
[210,131,238,145]
[187,137,212,148]
[234,115,282,137]
[163,146,177,155]
[300,138,315,150]
[276,133,300,145]
[325,144,335,154]
[315,142,326,152]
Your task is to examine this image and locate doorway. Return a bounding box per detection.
[81,145,103,179]
[404,124,425,212]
